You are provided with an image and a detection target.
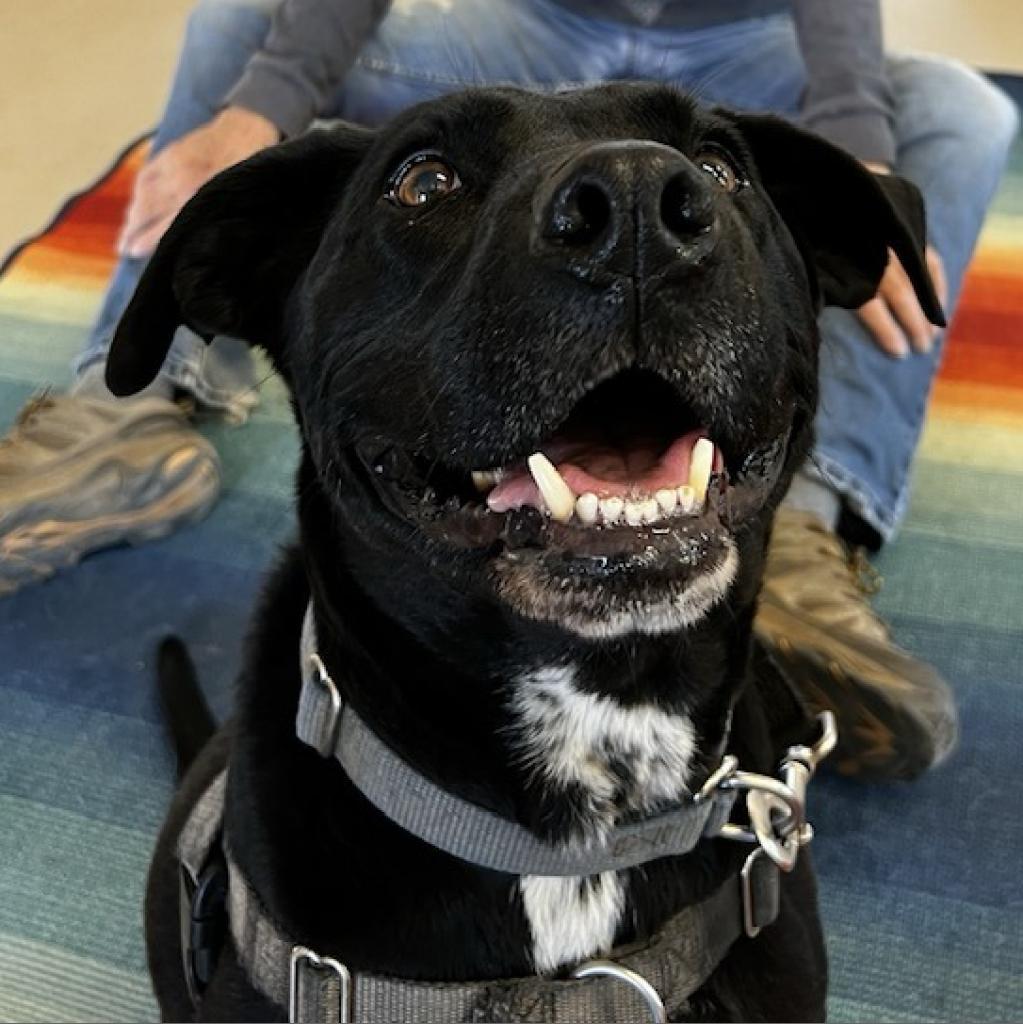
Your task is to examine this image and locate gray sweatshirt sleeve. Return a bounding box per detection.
[792,0,896,166]
[227,0,392,138]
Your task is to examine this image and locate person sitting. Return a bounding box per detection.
[1,0,1017,780]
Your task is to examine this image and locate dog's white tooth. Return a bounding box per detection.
[640,498,661,525]
[600,497,624,526]
[471,469,501,492]
[655,488,678,515]
[575,492,600,526]
[527,453,576,523]
[624,500,645,527]
[677,485,697,515]
[688,438,714,504]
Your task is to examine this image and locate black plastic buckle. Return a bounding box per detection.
[180,850,229,1005]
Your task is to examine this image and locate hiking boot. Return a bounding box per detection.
[754,508,958,781]
[0,392,221,596]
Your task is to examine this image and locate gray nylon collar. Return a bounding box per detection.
[296,603,737,876]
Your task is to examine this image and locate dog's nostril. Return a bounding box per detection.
[549,181,612,247]
[660,174,715,240]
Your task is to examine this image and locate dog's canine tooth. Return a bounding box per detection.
[472,469,502,492]
[527,453,576,523]
[600,496,624,525]
[639,498,660,525]
[575,492,600,526]
[677,485,697,515]
[655,488,678,515]
[688,438,714,504]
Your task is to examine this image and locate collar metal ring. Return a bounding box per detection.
[571,959,667,1023]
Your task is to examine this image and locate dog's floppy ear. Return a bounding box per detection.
[105,124,375,396]
[730,113,945,327]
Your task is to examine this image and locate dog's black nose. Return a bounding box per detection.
[533,141,718,280]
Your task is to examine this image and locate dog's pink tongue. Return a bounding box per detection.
[487,430,706,512]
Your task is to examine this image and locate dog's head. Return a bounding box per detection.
[108,85,941,645]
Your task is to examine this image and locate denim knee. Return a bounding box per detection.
[184,0,279,52]
[903,57,1020,170]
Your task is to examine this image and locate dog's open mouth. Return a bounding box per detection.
[368,369,788,567]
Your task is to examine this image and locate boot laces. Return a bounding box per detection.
[0,392,57,456]
[768,511,890,640]
[849,547,884,597]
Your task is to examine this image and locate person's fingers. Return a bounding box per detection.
[116,158,170,253]
[857,296,909,359]
[122,211,178,259]
[856,243,949,359]
[925,247,949,340]
[880,257,933,354]
[116,148,195,255]
[114,111,279,259]
[926,247,948,307]
[118,190,173,256]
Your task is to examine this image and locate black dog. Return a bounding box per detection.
[107,84,942,1022]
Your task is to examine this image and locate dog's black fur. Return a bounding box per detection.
[107,85,942,1022]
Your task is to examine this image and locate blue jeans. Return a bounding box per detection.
[78,0,1019,540]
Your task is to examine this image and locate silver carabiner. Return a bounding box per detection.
[711,712,836,872]
[784,711,838,774]
[746,790,799,871]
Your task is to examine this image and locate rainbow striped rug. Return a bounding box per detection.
[0,80,1020,1022]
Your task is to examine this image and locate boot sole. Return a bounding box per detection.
[755,602,958,782]
[0,443,221,597]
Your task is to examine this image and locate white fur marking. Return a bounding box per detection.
[565,539,740,640]
[512,665,698,833]
[513,665,697,971]
[520,873,626,973]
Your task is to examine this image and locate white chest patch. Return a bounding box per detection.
[511,664,697,835]
[520,873,627,973]
[512,664,697,971]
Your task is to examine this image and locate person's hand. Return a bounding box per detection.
[857,243,947,358]
[856,161,948,358]
[117,106,280,259]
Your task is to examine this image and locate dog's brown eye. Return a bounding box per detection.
[695,150,742,194]
[390,156,461,207]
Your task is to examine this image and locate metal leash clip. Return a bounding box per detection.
[701,711,837,872]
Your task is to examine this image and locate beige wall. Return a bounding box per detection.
[0,1,1020,260]
[883,0,1023,73]
[0,1,193,261]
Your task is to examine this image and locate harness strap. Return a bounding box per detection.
[171,605,834,1021]
[295,604,736,877]
[178,770,775,1023]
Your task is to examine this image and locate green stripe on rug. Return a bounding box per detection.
[0,934,155,1024]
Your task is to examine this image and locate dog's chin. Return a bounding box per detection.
[491,530,740,639]
[360,368,790,640]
